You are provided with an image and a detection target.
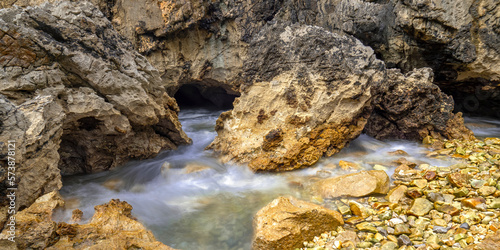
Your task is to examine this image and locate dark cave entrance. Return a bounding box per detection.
[174,83,239,109]
[439,80,500,118]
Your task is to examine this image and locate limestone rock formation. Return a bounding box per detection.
[252,196,344,250]
[0,95,63,221]
[0,192,175,249]
[0,191,63,249]
[0,1,190,177]
[314,170,391,198]
[208,23,382,171]
[364,68,475,141]
[48,199,175,250]
[208,23,468,171]
[4,1,500,117]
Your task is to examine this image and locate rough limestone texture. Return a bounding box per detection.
[0,191,63,249]
[4,0,500,115]
[0,95,63,219]
[364,68,475,141]
[0,1,190,176]
[314,170,391,199]
[0,192,175,249]
[208,23,468,171]
[208,23,383,171]
[252,196,344,250]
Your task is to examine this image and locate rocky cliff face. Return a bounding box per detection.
[5,1,498,116]
[0,0,190,223]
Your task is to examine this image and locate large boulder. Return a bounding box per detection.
[0,1,190,176]
[314,170,391,198]
[0,192,175,249]
[252,196,344,250]
[364,68,475,141]
[208,23,382,171]
[208,23,469,171]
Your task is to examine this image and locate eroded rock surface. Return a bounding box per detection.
[252,196,344,250]
[208,23,468,171]
[0,192,175,249]
[0,96,63,219]
[208,23,382,171]
[365,68,475,141]
[0,1,190,177]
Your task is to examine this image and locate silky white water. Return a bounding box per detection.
[55,110,500,250]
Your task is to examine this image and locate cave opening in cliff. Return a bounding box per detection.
[174,83,238,110]
[440,80,500,118]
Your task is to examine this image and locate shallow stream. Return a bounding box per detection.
[55,109,500,250]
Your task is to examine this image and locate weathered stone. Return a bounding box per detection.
[462,197,486,209]
[408,198,433,217]
[48,199,175,249]
[314,170,390,198]
[0,96,63,218]
[208,23,381,171]
[394,224,411,235]
[479,186,497,196]
[0,191,63,249]
[447,173,469,187]
[476,230,500,250]
[252,196,343,250]
[0,1,191,178]
[365,68,473,141]
[386,185,408,204]
[0,193,175,249]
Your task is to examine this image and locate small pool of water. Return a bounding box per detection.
[55,110,500,250]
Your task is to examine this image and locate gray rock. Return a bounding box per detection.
[433,226,449,234]
[397,234,413,246]
[0,1,191,176]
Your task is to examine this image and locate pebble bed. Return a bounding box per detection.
[299,137,500,250]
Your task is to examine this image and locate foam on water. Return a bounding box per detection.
[55,111,500,249]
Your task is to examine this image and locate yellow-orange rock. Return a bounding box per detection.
[314,170,390,198]
[253,196,343,250]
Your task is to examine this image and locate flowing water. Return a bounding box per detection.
[55,110,500,250]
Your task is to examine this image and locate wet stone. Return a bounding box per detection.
[462,197,486,209]
[488,198,500,209]
[433,226,449,233]
[381,241,398,250]
[394,224,411,235]
[397,235,412,246]
[427,192,445,202]
[447,173,468,187]
[356,222,378,233]
[471,179,486,189]
[408,198,433,216]
[386,185,408,204]
[479,186,496,196]
[423,171,437,181]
